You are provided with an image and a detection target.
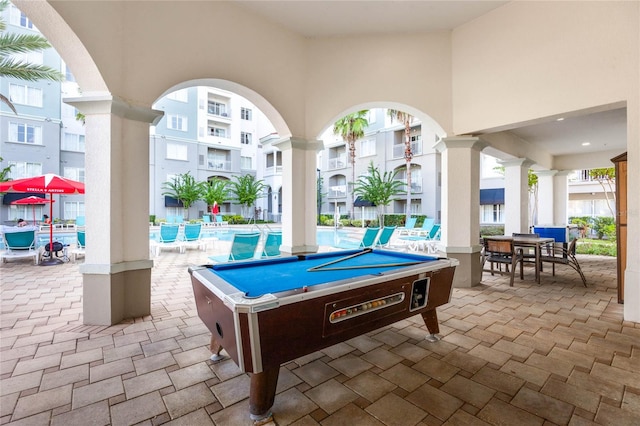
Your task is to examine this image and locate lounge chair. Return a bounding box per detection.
[208,232,260,263]
[400,224,441,252]
[374,226,396,248]
[202,215,215,227]
[397,217,417,235]
[410,218,435,236]
[154,223,184,256]
[1,227,40,265]
[75,216,85,227]
[214,215,228,227]
[261,231,282,258]
[182,223,206,251]
[359,227,380,249]
[71,230,86,262]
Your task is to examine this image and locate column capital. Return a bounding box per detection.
[534,169,559,178]
[434,136,487,153]
[499,157,535,168]
[64,93,164,124]
[273,137,324,152]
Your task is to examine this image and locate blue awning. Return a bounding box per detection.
[480,188,504,205]
[164,196,184,207]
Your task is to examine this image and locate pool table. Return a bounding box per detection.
[189,248,458,422]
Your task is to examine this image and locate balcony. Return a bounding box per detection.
[328,156,347,170]
[207,160,231,171]
[392,142,422,159]
[397,178,423,193]
[328,185,347,198]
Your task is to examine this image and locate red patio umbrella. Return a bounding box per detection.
[0,174,85,265]
[10,195,54,225]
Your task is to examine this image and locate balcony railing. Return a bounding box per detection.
[207,160,231,171]
[392,142,422,159]
[397,178,423,193]
[264,165,283,175]
[328,185,347,198]
[328,156,347,170]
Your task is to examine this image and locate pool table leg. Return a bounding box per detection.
[421,308,441,342]
[209,336,225,362]
[249,367,280,423]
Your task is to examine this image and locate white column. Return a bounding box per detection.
[66,94,162,325]
[535,170,557,225]
[501,158,534,235]
[274,137,323,255]
[553,171,570,225]
[435,136,487,287]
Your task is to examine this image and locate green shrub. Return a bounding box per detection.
[480,225,504,236]
[591,216,616,239]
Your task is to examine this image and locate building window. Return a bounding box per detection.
[62,133,85,152]
[480,204,504,224]
[241,107,252,120]
[64,202,85,221]
[10,6,35,29]
[208,101,227,116]
[13,50,43,66]
[9,84,43,107]
[8,161,42,179]
[209,127,226,137]
[366,110,376,124]
[241,132,252,145]
[64,64,76,82]
[167,114,187,131]
[9,122,42,144]
[241,156,253,170]
[360,139,376,157]
[167,143,188,161]
[64,167,85,183]
[207,150,230,171]
[167,89,188,102]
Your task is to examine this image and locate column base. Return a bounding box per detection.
[444,251,482,288]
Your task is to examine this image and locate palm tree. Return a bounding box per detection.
[0,156,13,183]
[202,177,230,215]
[229,174,266,222]
[0,0,64,114]
[354,162,406,227]
[333,110,369,219]
[387,109,415,223]
[161,172,205,220]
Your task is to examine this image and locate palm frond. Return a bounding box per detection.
[0,93,17,114]
[0,59,63,81]
[0,33,52,55]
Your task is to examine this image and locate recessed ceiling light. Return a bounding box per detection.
[556,117,565,121]
[582,142,591,146]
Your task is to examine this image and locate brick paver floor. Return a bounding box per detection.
[1,241,639,425]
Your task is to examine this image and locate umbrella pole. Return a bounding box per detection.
[41,193,63,266]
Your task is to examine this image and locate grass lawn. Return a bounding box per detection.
[576,238,616,256]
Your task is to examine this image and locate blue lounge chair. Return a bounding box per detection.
[374,226,396,248]
[400,224,441,252]
[215,215,228,227]
[1,228,40,265]
[208,232,261,263]
[75,216,85,227]
[154,223,184,256]
[359,227,380,249]
[397,217,417,235]
[182,223,205,251]
[411,218,435,236]
[71,230,86,262]
[261,231,282,258]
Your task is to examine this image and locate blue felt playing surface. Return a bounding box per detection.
[210,249,438,297]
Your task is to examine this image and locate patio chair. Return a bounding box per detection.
[1,228,40,265]
[261,231,282,258]
[359,227,380,249]
[182,223,206,251]
[374,226,396,248]
[75,216,85,227]
[397,217,417,235]
[202,215,214,227]
[482,237,524,287]
[71,230,86,262]
[539,238,587,286]
[208,232,261,263]
[154,223,184,256]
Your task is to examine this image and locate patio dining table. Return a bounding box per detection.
[488,235,555,283]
